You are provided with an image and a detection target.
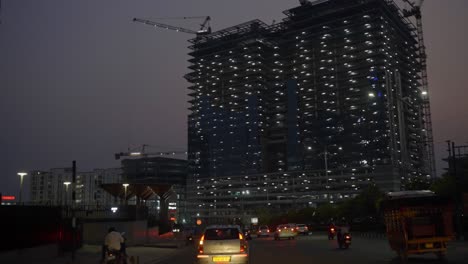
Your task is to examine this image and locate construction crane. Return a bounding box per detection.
[132,16,211,36]
[402,0,435,178]
[115,144,187,160]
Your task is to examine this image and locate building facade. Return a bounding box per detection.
[30,168,72,205]
[75,168,123,206]
[186,0,432,222]
[120,156,188,222]
[29,167,122,206]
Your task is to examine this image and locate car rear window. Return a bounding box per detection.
[297,224,306,227]
[204,228,240,240]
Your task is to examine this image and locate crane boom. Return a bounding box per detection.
[133,18,197,34]
[115,144,187,160]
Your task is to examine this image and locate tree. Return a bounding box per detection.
[430,173,458,201]
[315,203,338,222]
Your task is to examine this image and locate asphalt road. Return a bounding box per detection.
[158,234,468,264]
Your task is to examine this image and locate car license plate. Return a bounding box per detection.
[212,256,231,262]
[425,243,433,248]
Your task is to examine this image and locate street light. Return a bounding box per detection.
[17,172,27,204]
[63,182,71,206]
[122,183,129,205]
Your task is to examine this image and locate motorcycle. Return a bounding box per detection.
[104,232,127,264]
[328,227,336,240]
[244,230,252,240]
[337,232,352,249]
[104,249,124,264]
[186,234,194,245]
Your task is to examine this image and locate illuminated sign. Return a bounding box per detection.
[1,196,15,201]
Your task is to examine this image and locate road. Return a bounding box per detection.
[158,234,468,264]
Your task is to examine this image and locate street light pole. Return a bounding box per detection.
[17,172,27,205]
[123,183,129,205]
[63,182,71,206]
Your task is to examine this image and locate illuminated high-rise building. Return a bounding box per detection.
[186,0,432,222]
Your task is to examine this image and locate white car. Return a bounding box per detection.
[197,225,249,264]
[257,225,270,237]
[274,224,297,240]
[296,224,309,235]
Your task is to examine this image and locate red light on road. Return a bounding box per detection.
[1,196,15,201]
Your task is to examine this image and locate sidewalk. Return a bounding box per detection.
[0,244,180,264]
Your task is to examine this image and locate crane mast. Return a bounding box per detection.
[402,0,435,179]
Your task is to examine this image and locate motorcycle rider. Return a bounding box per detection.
[101,227,124,263]
[336,228,343,247]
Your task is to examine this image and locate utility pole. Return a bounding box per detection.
[71,160,76,261]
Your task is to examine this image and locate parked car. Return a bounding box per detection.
[257,225,270,237]
[197,225,249,264]
[274,224,297,240]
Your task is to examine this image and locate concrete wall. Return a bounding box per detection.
[83,221,151,246]
[0,244,58,263]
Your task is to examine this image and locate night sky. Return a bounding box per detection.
[1,0,467,198]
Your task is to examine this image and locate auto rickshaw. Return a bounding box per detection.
[381,190,454,262]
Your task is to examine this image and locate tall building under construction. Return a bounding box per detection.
[185,0,433,222]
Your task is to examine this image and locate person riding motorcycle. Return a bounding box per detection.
[336,226,351,249]
[102,227,125,263]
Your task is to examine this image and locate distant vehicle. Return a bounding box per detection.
[274,224,297,240]
[172,223,183,233]
[257,225,270,237]
[337,231,352,249]
[296,224,309,235]
[328,226,336,240]
[243,228,253,241]
[197,225,249,264]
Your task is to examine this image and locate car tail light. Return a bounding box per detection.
[259,230,262,233]
[267,230,270,233]
[240,242,246,253]
[345,235,351,239]
[291,228,294,231]
[331,228,335,232]
[198,235,205,254]
[305,227,308,230]
[239,233,247,253]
